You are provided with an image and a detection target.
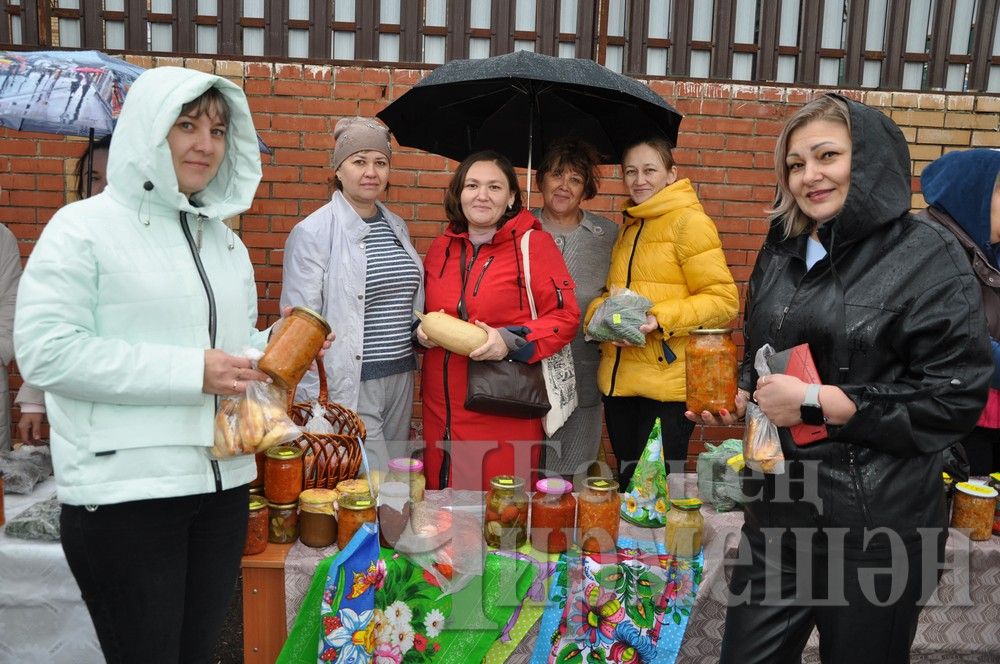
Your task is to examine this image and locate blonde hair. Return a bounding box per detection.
[769,95,852,238]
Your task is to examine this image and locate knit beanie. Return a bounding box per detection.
[332,117,391,170]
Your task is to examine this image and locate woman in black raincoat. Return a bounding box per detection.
[692,94,992,662]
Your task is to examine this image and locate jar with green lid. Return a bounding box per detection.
[298,488,338,548]
[338,492,377,550]
[665,498,704,558]
[244,496,269,555]
[264,445,304,505]
[484,475,529,549]
[386,457,426,503]
[267,500,299,544]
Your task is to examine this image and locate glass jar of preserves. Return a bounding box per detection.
[990,472,1000,536]
[267,500,299,544]
[298,488,338,548]
[530,478,576,553]
[244,496,269,555]
[378,481,411,548]
[665,498,704,558]
[338,492,377,550]
[484,475,529,549]
[685,329,738,415]
[951,481,998,541]
[258,306,332,390]
[264,445,304,505]
[577,477,620,554]
[386,457,426,503]
[250,451,265,490]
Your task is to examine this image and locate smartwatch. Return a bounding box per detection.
[800,384,826,425]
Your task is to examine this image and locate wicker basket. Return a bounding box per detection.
[287,361,366,490]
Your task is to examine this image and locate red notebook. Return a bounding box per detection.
[766,343,829,445]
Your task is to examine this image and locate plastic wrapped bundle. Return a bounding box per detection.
[4,496,60,541]
[585,287,653,346]
[696,439,744,512]
[0,445,53,494]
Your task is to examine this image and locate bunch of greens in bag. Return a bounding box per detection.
[585,287,653,346]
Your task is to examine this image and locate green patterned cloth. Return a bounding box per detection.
[620,418,670,527]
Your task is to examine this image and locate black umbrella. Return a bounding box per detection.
[377,50,682,177]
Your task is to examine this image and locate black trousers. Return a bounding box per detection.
[60,484,250,664]
[602,396,694,488]
[720,526,945,664]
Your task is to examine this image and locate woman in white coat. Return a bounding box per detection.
[281,117,423,445]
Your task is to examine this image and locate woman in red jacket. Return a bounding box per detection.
[418,151,579,490]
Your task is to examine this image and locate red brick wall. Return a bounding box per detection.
[2,56,998,464]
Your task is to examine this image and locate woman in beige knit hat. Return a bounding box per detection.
[280,116,424,448]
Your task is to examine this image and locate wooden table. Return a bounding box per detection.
[241,542,293,664]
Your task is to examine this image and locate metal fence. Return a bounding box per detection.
[2,0,998,92]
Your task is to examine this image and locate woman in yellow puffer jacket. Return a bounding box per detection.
[585,137,738,485]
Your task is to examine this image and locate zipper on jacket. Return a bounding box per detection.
[847,447,873,529]
[472,256,494,296]
[608,221,645,396]
[180,211,223,492]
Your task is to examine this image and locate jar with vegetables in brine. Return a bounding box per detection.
[685,329,738,415]
[244,496,269,555]
[990,472,1000,536]
[665,498,704,558]
[264,445,304,505]
[386,457,426,503]
[298,488,338,548]
[338,492,377,550]
[951,482,998,541]
[484,475,529,549]
[530,478,576,553]
[267,500,299,544]
[577,478,620,554]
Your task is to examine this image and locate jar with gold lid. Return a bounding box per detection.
[686,329,738,415]
[244,496,269,555]
[264,445,304,505]
[258,306,331,390]
[665,498,704,558]
[267,500,299,544]
[577,477,620,554]
[484,475,529,549]
[298,488,338,548]
[338,492,377,550]
[990,472,1000,536]
[951,481,998,541]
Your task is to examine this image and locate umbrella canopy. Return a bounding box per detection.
[0,49,271,153]
[377,50,682,169]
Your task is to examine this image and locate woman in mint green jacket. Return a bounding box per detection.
[14,67,273,663]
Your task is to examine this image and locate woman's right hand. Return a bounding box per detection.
[685,389,749,426]
[612,314,658,348]
[203,349,271,395]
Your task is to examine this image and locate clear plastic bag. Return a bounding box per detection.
[394,501,485,597]
[743,344,785,474]
[696,438,744,512]
[303,401,336,434]
[212,381,302,458]
[585,286,653,346]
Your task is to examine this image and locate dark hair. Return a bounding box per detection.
[621,135,676,172]
[535,138,601,201]
[179,86,230,125]
[444,150,523,234]
[75,134,113,199]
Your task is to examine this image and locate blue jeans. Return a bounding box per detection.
[60,484,249,664]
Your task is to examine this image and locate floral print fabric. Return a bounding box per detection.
[620,418,669,527]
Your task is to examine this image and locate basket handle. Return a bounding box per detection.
[284,357,330,414]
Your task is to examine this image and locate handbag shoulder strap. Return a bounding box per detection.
[520,229,539,321]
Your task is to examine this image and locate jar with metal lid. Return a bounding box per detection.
[298,488,338,548]
[989,473,1000,537]
[264,445,304,505]
[244,496,269,555]
[530,478,576,553]
[951,481,998,541]
[338,492,377,550]
[484,475,529,549]
[267,500,299,544]
[577,477,620,554]
[665,498,704,558]
[385,457,426,503]
[258,306,332,390]
[686,329,738,415]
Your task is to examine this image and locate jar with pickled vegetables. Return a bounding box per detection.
[577,477,620,554]
[530,478,576,553]
[267,500,299,544]
[338,492,377,550]
[264,445,304,505]
[484,475,529,549]
[244,496,269,555]
[386,457,426,503]
[298,488,338,548]
[665,498,704,558]
[990,472,1000,536]
[685,329,738,415]
[951,481,998,541]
